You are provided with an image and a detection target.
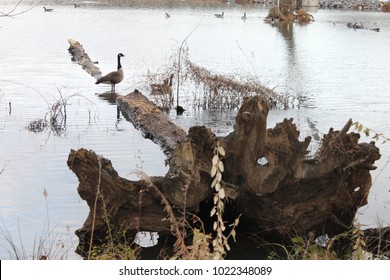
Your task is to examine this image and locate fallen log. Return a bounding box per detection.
[67,38,102,79]
[68,91,382,258]
[116,90,187,156]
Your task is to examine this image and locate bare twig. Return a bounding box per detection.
[88,155,103,260]
[176,18,204,109]
[0,0,41,18]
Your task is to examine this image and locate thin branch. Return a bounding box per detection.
[176,18,204,108]
[88,155,103,260]
[0,1,41,18]
[0,163,6,175]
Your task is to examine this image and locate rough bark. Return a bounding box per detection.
[68,39,102,79]
[68,91,382,257]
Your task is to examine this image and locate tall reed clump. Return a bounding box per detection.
[145,47,290,112]
[186,60,289,110]
[26,89,92,135]
[145,45,190,112]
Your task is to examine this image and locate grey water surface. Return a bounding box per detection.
[0,0,389,259]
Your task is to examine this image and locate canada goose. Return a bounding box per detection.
[95,53,125,92]
[241,12,247,21]
[165,12,170,19]
[43,7,53,12]
[151,74,174,96]
[214,12,224,18]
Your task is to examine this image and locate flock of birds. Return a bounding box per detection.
[165,10,248,21]
[43,4,80,12]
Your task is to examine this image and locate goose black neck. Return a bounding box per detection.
[117,54,122,70]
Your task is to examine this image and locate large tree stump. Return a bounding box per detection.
[68,91,383,257]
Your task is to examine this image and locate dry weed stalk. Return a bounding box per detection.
[137,171,190,259]
[26,89,93,135]
[87,156,139,260]
[210,141,240,259]
[0,191,77,260]
[87,155,103,260]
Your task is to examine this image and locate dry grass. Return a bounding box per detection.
[381,2,390,12]
[186,60,289,110]
[25,89,93,135]
[259,222,390,260]
[0,190,78,260]
[145,46,290,112]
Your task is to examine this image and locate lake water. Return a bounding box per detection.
[0,0,389,259]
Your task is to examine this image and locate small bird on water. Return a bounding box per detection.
[214,12,224,18]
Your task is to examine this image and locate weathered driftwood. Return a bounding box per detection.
[68,39,102,79]
[347,22,380,32]
[117,91,187,156]
[68,91,383,257]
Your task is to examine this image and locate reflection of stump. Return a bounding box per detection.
[68,92,382,257]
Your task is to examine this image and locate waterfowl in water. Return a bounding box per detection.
[241,12,247,21]
[43,7,53,12]
[151,74,174,96]
[214,12,224,18]
[95,53,125,92]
